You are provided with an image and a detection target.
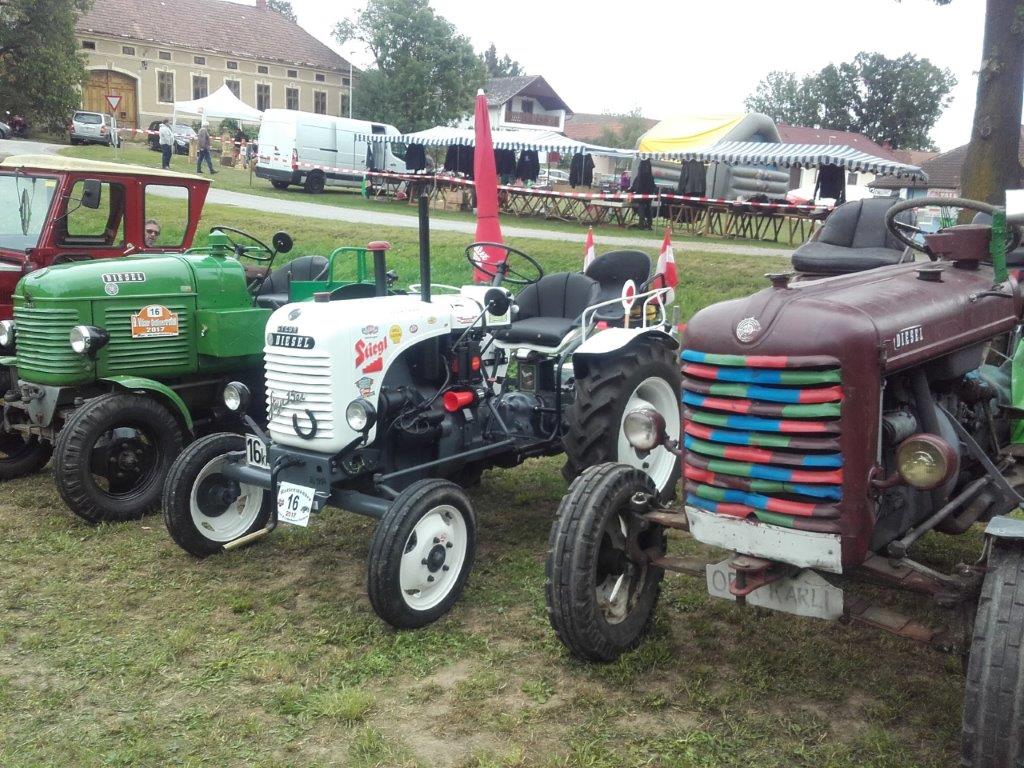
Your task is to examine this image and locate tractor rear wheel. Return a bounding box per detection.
[367,479,476,629]
[0,431,52,480]
[546,463,666,661]
[962,542,1024,767]
[54,393,185,523]
[163,433,271,557]
[562,339,680,499]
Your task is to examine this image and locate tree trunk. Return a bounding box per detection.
[960,0,1024,206]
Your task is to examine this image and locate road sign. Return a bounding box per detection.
[105,94,121,113]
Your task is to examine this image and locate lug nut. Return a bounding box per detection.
[442,565,449,572]
[427,575,434,582]
[433,537,440,544]
[446,542,453,549]
[421,558,428,565]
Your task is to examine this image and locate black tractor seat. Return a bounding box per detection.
[791,197,912,275]
[491,272,601,347]
[584,249,652,322]
[253,255,329,309]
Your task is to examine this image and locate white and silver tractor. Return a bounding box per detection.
[162,199,681,628]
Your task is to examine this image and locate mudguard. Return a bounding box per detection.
[572,327,678,359]
[985,515,1024,544]
[102,375,193,431]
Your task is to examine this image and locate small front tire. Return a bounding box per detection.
[163,432,271,557]
[367,479,476,629]
[0,431,53,480]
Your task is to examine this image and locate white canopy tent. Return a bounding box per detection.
[358,126,634,157]
[172,85,263,125]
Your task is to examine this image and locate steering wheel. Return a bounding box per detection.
[464,242,544,286]
[885,196,1023,261]
[210,226,275,262]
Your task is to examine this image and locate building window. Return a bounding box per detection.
[286,87,299,110]
[82,40,96,50]
[225,79,240,98]
[194,55,205,66]
[520,99,534,114]
[158,71,175,103]
[315,73,325,83]
[256,83,270,111]
[342,77,350,86]
[226,60,238,70]
[340,93,350,117]
[159,50,171,60]
[122,45,135,56]
[192,74,208,100]
[257,65,269,74]
[287,69,298,79]
[314,91,327,115]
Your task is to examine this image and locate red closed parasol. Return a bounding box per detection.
[471,88,504,283]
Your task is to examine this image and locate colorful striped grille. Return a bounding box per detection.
[682,349,843,533]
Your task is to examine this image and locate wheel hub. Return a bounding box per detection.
[195,474,238,518]
[426,544,447,572]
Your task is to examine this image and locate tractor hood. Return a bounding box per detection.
[683,262,1021,373]
[15,254,197,303]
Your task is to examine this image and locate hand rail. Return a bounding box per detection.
[580,286,671,342]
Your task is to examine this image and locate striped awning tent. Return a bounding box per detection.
[642,140,927,180]
[357,126,634,158]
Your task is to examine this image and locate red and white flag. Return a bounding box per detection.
[583,226,596,271]
[654,227,678,301]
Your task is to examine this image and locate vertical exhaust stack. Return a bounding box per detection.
[418,195,431,304]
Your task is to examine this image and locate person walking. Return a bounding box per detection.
[158,118,173,170]
[196,124,216,174]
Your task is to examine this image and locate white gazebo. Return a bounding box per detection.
[173,85,262,125]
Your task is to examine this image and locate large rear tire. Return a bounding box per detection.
[163,433,271,557]
[546,463,666,661]
[962,542,1024,767]
[563,339,680,499]
[367,479,476,629]
[54,393,185,523]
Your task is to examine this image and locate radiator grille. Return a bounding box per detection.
[14,306,89,380]
[102,303,192,374]
[264,350,334,439]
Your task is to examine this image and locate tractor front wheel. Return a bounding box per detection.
[546,463,666,662]
[0,431,52,480]
[367,479,476,629]
[962,542,1024,766]
[163,433,271,557]
[54,393,184,523]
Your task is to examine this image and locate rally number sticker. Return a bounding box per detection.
[277,482,314,527]
[131,304,179,339]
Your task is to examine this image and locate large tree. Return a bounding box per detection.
[594,109,650,150]
[745,52,956,150]
[0,0,91,130]
[335,0,485,131]
[267,0,296,23]
[482,43,523,78]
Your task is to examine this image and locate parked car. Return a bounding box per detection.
[146,121,197,154]
[69,111,118,147]
[537,168,570,187]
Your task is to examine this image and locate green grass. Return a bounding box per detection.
[0,201,967,767]
[58,141,793,249]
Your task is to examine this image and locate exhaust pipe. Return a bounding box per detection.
[418,194,431,304]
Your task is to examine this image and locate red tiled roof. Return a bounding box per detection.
[871,127,1024,190]
[564,112,657,144]
[777,123,900,162]
[77,0,352,73]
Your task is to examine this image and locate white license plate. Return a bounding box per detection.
[245,434,269,469]
[276,482,314,527]
[705,559,844,620]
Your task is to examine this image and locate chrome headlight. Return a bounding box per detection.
[0,320,15,347]
[345,398,376,433]
[69,325,109,355]
[896,433,957,490]
[223,381,251,413]
[623,407,666,452]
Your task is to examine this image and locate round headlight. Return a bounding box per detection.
[623,407,666,452]
[346,399,376,433]
[223,381,250,413]
[0,320,15,347]
[69,325,108,355]
[896,433,957,490]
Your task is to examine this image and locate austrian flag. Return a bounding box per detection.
[655,227,678,300]
[583,226,596,270]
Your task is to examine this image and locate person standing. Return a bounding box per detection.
[196,124,216,174]
[158,118,173,170]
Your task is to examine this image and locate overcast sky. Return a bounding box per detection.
[276,0,988,152]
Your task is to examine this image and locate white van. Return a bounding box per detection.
[255,109,406,193]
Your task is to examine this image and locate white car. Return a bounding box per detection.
[69,111,118,147]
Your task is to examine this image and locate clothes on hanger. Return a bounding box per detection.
[814,164,846,203]
[404,143,427,172]
[515,149,540,182]
[494,149,517,180]
[676,159,707,196]
[568,153,595,187]
[631,159,658,229]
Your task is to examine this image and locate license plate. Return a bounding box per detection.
[245,434,269,469]
[276,482,314,527]
[705,559,844,620]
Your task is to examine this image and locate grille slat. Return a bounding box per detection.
[264,349,335,439]
[101,304,192,374]
[14,306,89,381]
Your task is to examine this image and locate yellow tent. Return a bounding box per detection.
[637,114,747,155]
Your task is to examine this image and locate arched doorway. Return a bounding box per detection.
[83,70,138,131]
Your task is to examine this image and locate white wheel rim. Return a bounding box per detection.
[595,512,637,625]
[617,376,680,493]
[398,504,468,611]
[189,454,265,543]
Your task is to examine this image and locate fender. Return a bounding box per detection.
[572,327,678,360]
[985,515,1024,546]
[101,375,194,432]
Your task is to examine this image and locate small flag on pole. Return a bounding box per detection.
[655,227,678,302]
[583,226,596,271]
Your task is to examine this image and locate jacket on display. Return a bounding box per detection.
[814,164,846,204]
[405,143,427,172]
[515,150,540,182]
[569,153,595,187]
[676,159,707,196]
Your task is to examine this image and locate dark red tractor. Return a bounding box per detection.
[545,196,1024,767]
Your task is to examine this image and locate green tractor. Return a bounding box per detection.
[0,228,374,522]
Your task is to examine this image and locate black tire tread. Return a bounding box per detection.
[0,435,52,480]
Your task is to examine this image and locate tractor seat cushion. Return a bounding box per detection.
[490,316,577,347]
[491,272,600,347]
[791,243,905,275]
[792,197,909,275]
[584,250,652,323]
[253,255,329,308]
[254,292,290,309]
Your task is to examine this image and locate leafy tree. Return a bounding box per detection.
[335,0,485,131]
[594,109,650,149]
[482,43,523,78]
[0,0,91,130]
[745,52,956,150]
[267,0,297,23]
